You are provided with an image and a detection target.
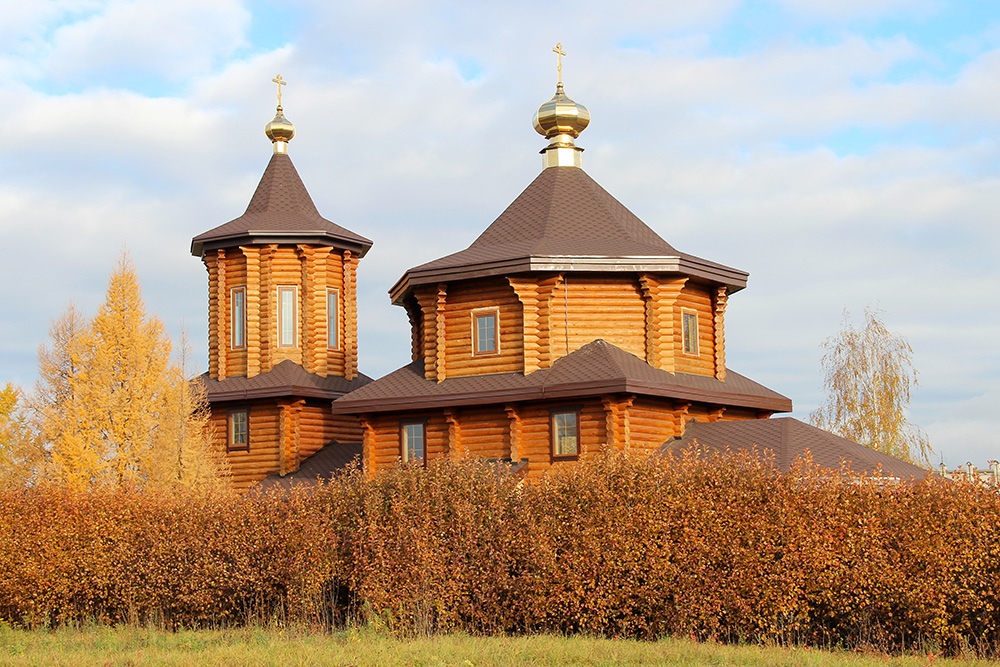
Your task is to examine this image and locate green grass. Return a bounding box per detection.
[0,625,994,667]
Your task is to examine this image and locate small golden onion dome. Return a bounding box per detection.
[265,106,295,144]
[532,82,590,139]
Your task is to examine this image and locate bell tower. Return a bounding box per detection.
[191,76,373,491]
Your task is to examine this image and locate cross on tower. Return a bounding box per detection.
[552,43,566,84]
[272,74,287,108]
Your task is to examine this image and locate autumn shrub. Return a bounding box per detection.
[1,452,1000,655]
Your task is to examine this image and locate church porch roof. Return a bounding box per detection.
[660,417,933,480]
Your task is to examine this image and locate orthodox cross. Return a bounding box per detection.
[272,74,287,107]
[552,43,566,84]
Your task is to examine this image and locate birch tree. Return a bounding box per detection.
[810,307,931,466]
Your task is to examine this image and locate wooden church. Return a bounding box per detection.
[192,60,928,491]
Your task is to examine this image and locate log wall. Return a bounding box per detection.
[550,275,647,362]
[404,272,728,380]
[269,246,304,367]
[204,252,221,379]
[364,413,450,474]
[223,249,248,378]
[201,244,356,380]
[446,406,510,459]
[210,398,363,493]
[209,402,281,492]
[638,274,687,373]
[509,274,563,374]
[627,398,679,454]
[358,395,769,480]
[442,278,524,379]
[674,283,717,377]
[713,286,728,381]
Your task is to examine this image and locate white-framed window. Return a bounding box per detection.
[278,286,297,348]
[228,407,249,452]
[682,310,699,356]
[327,288,340,350]
[401,421,426,464]
[472,308,499,356]
[551,410,580,459]
[231,286,246,349]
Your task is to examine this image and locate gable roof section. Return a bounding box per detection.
[200,359,372,402]
[191,153,372,257]
[254,446,529,492]
[331,339,791,414]
[390,167,748,304]
[255,441,363,491]
[660,417,931,479]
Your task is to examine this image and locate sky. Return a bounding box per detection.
[1,0,998,468]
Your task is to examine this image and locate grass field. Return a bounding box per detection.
[0,626,995,667]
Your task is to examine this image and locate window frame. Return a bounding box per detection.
[681,309,699,356]
[227,406,250,452]
[277,285,298,348]
[550,408,581,461]
[327,288,340,350]
[231,286,246,350]
[400,420,427,465]
[471,307,500,357]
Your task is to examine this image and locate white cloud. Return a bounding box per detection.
[0,0,102,46]
[775,0,935,21]
[38,0,250,85]
[2,0,999,469]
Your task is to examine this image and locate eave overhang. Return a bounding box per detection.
[330,373,791,415]
[191,230,372,259]
[205,382,353,403]
[389,252,748,305]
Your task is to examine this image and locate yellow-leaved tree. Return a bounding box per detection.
[31,253,228,493]
[0,382,42,489]
[809,307,932,466]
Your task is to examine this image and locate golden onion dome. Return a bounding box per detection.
[265,106,295,145]
[532,82,590,139]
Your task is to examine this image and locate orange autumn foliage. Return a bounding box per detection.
[0,451,997,656]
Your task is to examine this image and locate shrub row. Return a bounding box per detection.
[1,451,998,654]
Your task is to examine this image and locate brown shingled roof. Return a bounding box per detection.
[660,418,932,480]
[256,441,362,491]
[191,153,372,257]
[331,339,791,414]
[200,360,372,402]
[390,167,748,304]
[254,448,529,492]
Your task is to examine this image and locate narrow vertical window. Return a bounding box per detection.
[401,422,425,464]
[472,309,498,356]
[327,289,340,350]
[682,311,699,356]
[551,411,579,459]
[228,408,249,452]
[278,286,297,348]
[231,287,246,349]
